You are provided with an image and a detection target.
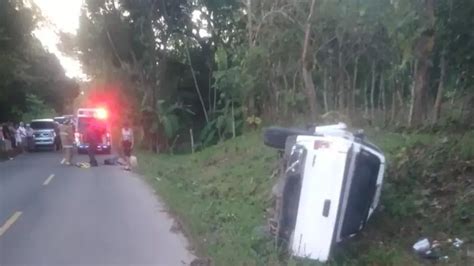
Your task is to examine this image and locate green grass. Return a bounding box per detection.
[139,132,280,264]
[138,129,474,265]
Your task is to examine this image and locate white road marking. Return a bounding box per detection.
[43,174,55,186]
[0,211,22,237]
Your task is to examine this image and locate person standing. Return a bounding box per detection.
[85,120,100,167]
[14,124,21,149]
[121,121,134,171]
[26,123,34,151]
[54,123,62,151]
[18,122,27,151]
[59,119,75,165]
[2,123,12,151]
[9,123,17,149]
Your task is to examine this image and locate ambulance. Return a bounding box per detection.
[75,108,112,154]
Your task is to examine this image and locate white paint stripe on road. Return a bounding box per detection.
[0,211,22,237]
[43,174,55,186]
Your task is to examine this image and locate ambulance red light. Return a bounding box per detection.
[96,108,108,120]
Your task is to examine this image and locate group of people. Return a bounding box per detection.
[60,119,134,171]
[1,118,135,170]
[0,122,34,152]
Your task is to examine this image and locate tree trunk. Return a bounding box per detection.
[246,0,255,118]
[408,0,435,127]
[247,0,252,47]
[370,61,376,122]
[213,81,217,114]
[301,0,318,120]
[184,41,209,123]
[408,60,418,126]
[380,72,386,123]
[390,77,398,123]
[323,69,329,113]
[208,71,212,114]
[337,49,344,111]
[364,79,369,118]
[391,88,396,124]
[432,51,446,124]
[351,56,359,114]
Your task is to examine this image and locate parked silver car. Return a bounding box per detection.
[30,119,57,151]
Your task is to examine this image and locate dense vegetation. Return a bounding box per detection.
[0,0,79,122]
[69,0,473,150]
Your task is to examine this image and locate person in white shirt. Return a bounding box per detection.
[18,122,27,150]
[121,121,134,171]
[14,124,21,149]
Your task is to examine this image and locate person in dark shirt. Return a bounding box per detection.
[2,124,10,140]
[85,120,101,167]
[8,123,16,149]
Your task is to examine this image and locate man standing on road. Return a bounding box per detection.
[2,123,12,151]
[18,122,27,151]
[54,123,62,151]
[9,123,17,149]
[26,123,34,151]
[59,119,74,165]
[121,121,134,171]
[85,120,101,167]
[14,124,21,150]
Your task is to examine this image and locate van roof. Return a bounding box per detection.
[31,119,54,122]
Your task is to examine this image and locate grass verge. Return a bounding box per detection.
[138,130,473,265]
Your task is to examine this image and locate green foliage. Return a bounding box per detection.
[138,132,278,264]
[199,99,243,147]
[0,0,78,122]
[22,94,57,122]
[156,100,194,139]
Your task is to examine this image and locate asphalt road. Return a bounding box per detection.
[0,151,195,266]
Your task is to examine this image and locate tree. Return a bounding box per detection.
[301,0,318,120]
[408,0,435,127]
[0,0,79,122]
[70,0,473,151]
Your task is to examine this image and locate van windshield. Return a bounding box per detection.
[30,121,55,130]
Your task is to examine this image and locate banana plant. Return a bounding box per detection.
[147,100,195,146]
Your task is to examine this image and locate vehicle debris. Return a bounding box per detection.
[413,238,431,254]
[104,156,127,166]
[75,162,91,168]
[264,122,386,262]
[453,238,464,248]
[412,237,466,261]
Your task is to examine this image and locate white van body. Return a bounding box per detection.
[285,128,385,262]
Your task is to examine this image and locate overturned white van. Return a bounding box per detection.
[264,123,385,262]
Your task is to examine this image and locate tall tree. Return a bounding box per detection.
[301,0,318,120]
[408,0,435,127]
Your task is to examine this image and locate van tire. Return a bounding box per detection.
[263,127,310,150]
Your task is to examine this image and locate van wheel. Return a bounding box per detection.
[263,127,310,150]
